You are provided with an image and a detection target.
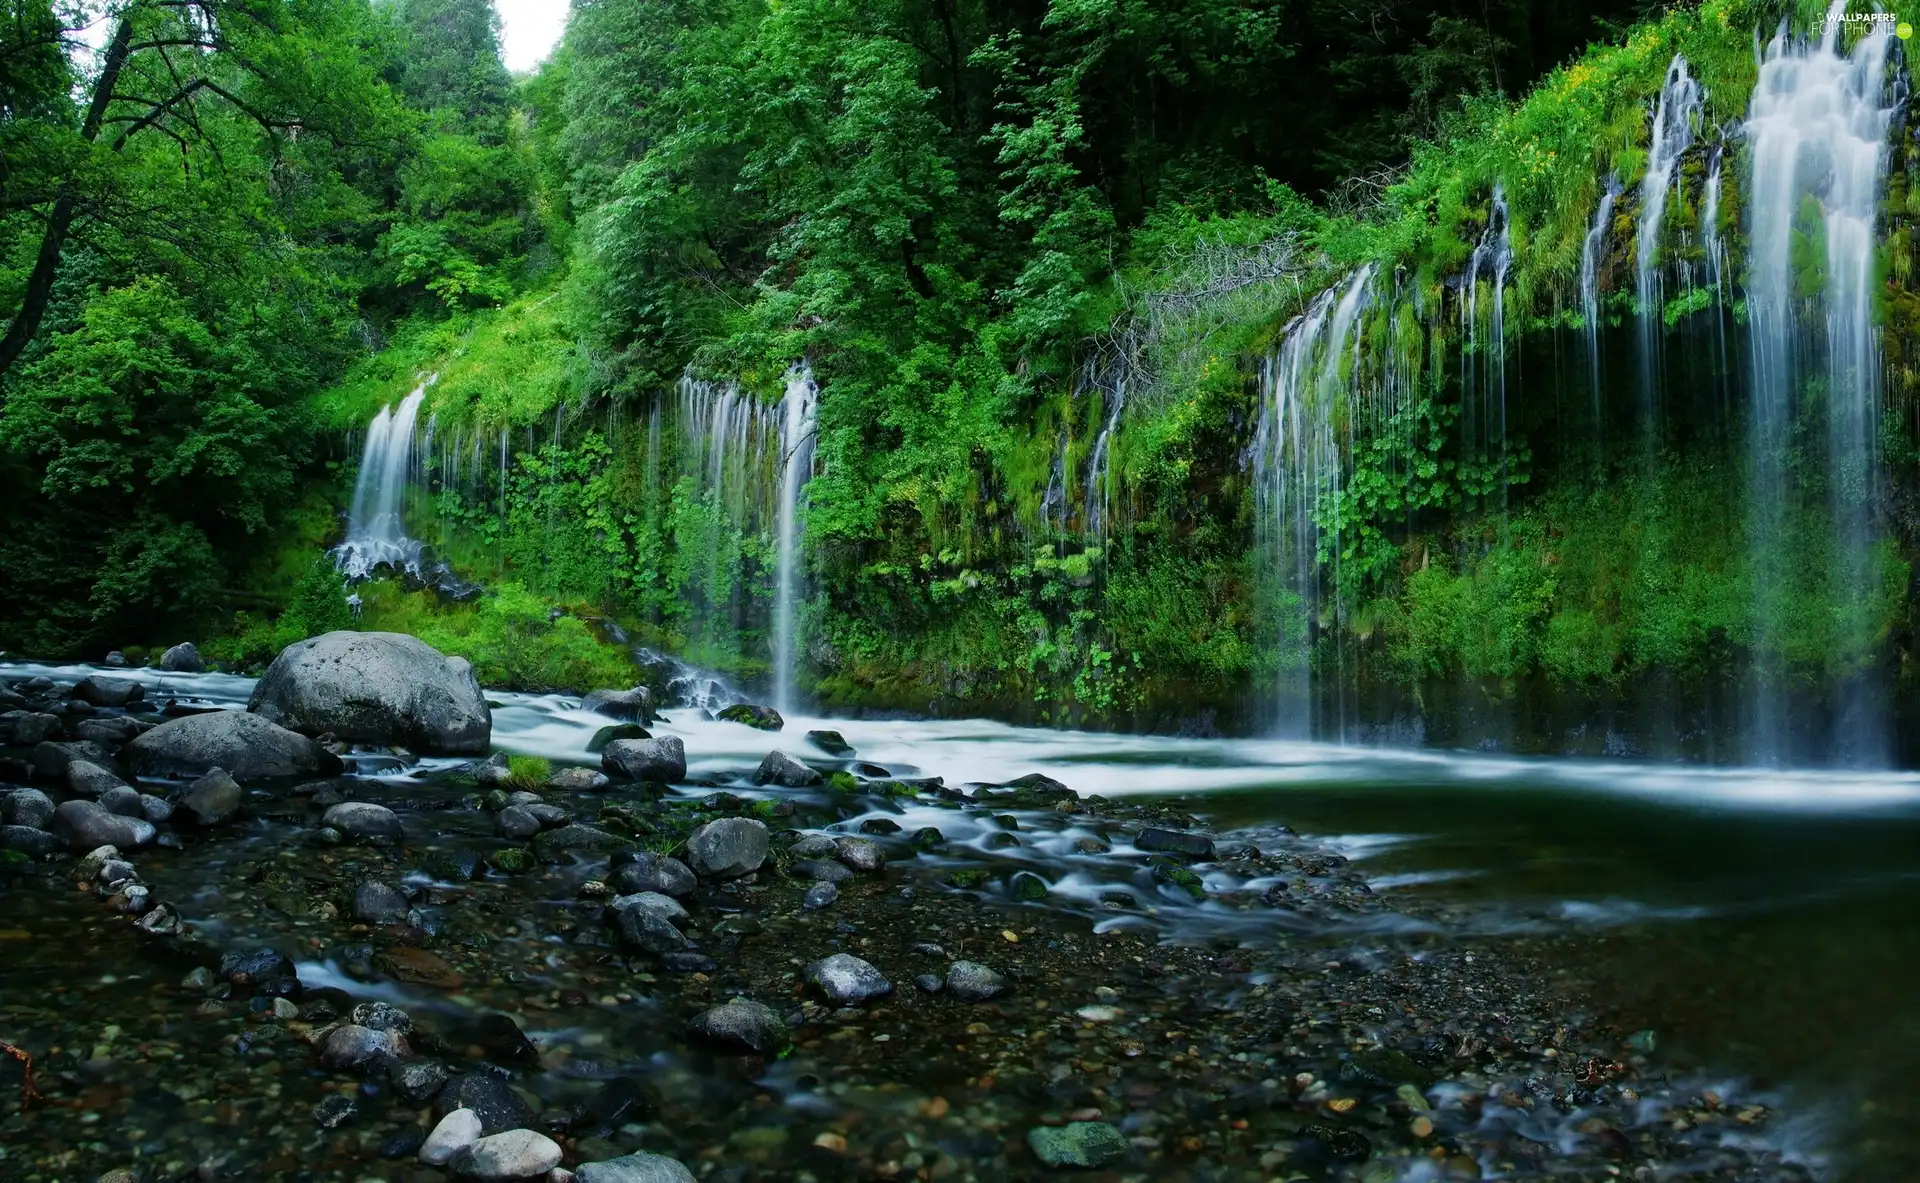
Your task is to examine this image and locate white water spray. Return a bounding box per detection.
[772,361,820,713]
[335,380,432,578]
[1636,55,1705,421]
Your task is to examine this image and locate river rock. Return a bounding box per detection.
[0,710,61,746]
[450,1128,562,1179]
[72,676,143,708]
[609,852,697,898]
[321,801,404,842]
[139,794,173,823]
[834,836,885,872]
[51,800,154,851]
[753,749,822,787]
[790,833,839,859]
[946,960,1007,1001]
[805,953,893,1005]
[1134,827,1216,860]
[716,703,783,730]
[803,881,838,909]
[354,880,410,924]
[496,805,541,840]
[686,999,788,1055]
[805,729,853,755]
[65,758,126,797]
[471,753,510,786]
[391,1056,448,1101]
[179,768,243,825]
[609,902,688,955]
[249,631,490,754]
[219,946,295,985]
[685,817,769,878]
[586,723,649,753]
[0,825,59,858]
[420,1107,484,1165]
[2,788,53,829]
[576,1153,697,1183]
[36,740,112,780]
[789,858,851,883]
[600,737,685,783]
[321,1024,409,1073]
[436,1072,538,1135]
[160,642,205,672]
[547,766,610,792]
[124,710,333,780]
[581,687,655,723]
[77,716,147,746]
[99,786,144,817]
[1027,1122,1129,1169]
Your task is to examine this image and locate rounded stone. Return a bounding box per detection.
[450,1128,562,1179]
[686,998,788,1055]
[249,630,491,754]
[946,960,1007,1002]
[685,817,769,878]
[804,953,893,1005]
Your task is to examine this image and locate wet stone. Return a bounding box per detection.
[354,1000,414,1033]
[1134,826,1216,860]
[1027,1122,1129,1169]
[1,787,54,829]
[354,879,411,923]
[0,824,58,857]
[421,1106,485,1165]
[586,724,649,754]
[915,973,944,993]
[392,1057,450,1101]
[608,852,697,898]
[180,767,244,825]
[547,766,610,792]
[321,1024,409,1073]
[1011,871,1050,900]
[754,749,822,787]
[575,1152,697,1183]
[946,960,1007,1002]
[473,1014,542,1067]
[52,800,154,851]
[805,729,853,756]
[313,1093,360,1129]
[687,998,789,1055]
[790,858,851,884]
[497,805,542,839]
[220,946,296,985]
[805,953,893,1005]
[322,800,404,842]
[803,881,839,909]
[98,785,143,817]
[685,817,769,878]
[600,737,686,784]
[65,758,128,797]
[717,702,783,730]
[858,817,902,834]
[834,836,885,872]
[575,1076,659,1135]
[451,1128,563,1179]
[436,1070,539,1135]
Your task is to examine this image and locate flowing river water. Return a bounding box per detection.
[3,661,1918,1180]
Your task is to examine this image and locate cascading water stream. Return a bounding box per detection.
[1083,365,1126,542]
[772,362,820,713]
[1636,55,1705,431]
[1253,265,1375,738]
[1579,177,1620,426]
[1462,187,1511,490]
[1743,1,1898,764]
[334,380,431,578]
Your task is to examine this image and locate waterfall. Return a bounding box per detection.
[1636,55,1705,428]
[1083,366,1125,542]
[1462,187,1511,481]
[1580,177,1620,421]
[771,362,820,713]
[1039,428,1069,537]
[1743,1,1897,764]
[1253,266,1375,737]
[335,381,430,579]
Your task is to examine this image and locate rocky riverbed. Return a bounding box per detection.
[0,653,1825,1182]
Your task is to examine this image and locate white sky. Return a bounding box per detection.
[494,0,567,74]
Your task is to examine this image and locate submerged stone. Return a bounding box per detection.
[1027,1122,1129,1169]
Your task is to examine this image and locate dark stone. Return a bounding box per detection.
[124,711,336,781]
[858,817,901,835]
[313,1094,359,1129]
[36,740,113,781]
[160,642,205,672]
[805,729,853,756]
[51,799,154,851]
[0,711,61,747]
[1134,827,1216,860]
[609,900,688,955]
[391,1057,449,1102]
[1294,1124,1372,1164]
[354,880,410,924]
[600,737,686,783]
[179,768,244,826]
[716,703,784,731]
[833,836,884,872]
[65,758,127,797]
[496,804,541,840]
[75,716,150,745]
[321,801,404,843]
[753,749,822,787]
[220,947,296,986]
[659,951,717,974]
[472,1013,542,1067]
[685,817,770,878]
[1,788,53,829]
[0,825,60,858]
[804,953,893,1005]
[575,1076,660,1135]
[1027,1122,1129,1169]
[72,676,144,708]
[586,724,650,753]
[98,786,144,818]
[687,999,788,1055]
[608,852,697,898]
[581,687,655,723]
[789,859,851,884]
[803,881,838,909]
[434,1070,538,1136]
[946,960,1007,1001]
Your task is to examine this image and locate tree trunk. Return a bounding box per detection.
[0,14,134,380]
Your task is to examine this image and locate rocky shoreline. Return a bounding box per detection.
[0,638,1821,1181]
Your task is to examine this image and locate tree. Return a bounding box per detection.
[0,0,398,380]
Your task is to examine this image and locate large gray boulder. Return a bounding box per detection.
[600,737,685,784]
[249,631,489,754]
[51,799,155,851]
[160,642,205,672]
[123,710,334,781]
[581,687,655,723]
[684,817,769,878]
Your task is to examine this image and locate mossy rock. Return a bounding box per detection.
[827,771,859,794]
[487,848,535,874]
[587,723,650,753]
[1010,871,1050,901]
[716,703,784,731]
[943,869,989,889]
[1151,859,1206,900]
